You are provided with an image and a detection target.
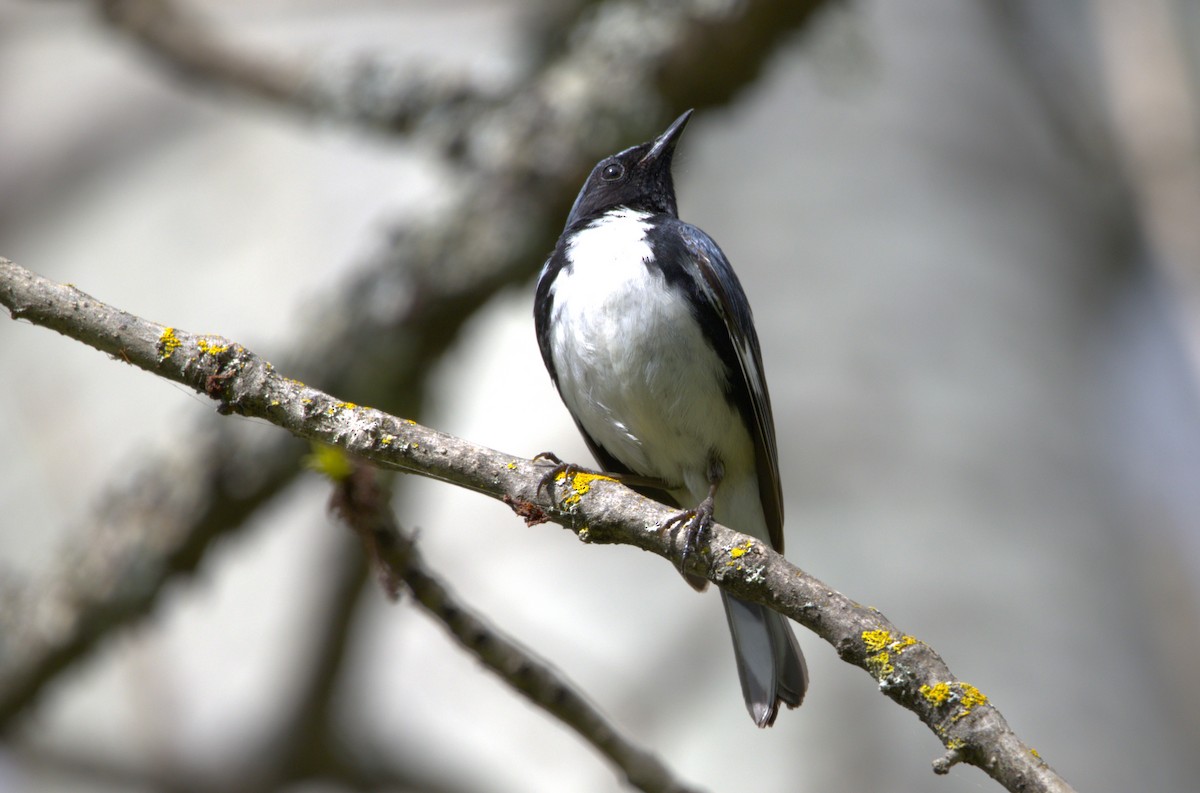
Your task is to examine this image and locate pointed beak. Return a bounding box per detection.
[640,109,693,165]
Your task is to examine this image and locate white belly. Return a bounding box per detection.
[548,209,755,503]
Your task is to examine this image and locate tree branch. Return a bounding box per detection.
[1,257,1077,793]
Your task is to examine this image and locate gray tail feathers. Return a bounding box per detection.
[721,592,808,727]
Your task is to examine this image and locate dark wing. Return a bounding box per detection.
[658,220,785,551]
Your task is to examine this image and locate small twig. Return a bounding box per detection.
[328,459,702,793]
[0,258,1078,793]
[933,747,967,775]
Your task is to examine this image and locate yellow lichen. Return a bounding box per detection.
[955,684,988,718]
[506,461,516,470]
[157,327,182,360]
[921,682,952,706]
[380,434,394,446]
[866,651,893,678]
[862,629,893,653]
[920,681,989,721]
[728,539,754,559]
[1031,748,1041,759]
[556,470,616,507]
[326,401,358,416]
[196,337,230,355]
[304,443,353,482]
[862,630,921,679]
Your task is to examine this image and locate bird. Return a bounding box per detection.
[533,109,807,726]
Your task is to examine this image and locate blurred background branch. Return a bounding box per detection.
[99,0,503,138]
[327,459,702,793]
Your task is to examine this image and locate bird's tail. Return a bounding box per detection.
[721,591,808,727]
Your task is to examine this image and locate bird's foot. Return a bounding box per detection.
[534,452,664,494]
[533,452,591,498]
[532,451,564,466]
[659,493,715,577]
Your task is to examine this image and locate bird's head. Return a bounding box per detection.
[564,109,693,230]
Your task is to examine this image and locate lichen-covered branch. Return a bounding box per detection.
[0,258,1076,793]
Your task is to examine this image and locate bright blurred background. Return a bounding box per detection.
[2,1,1200,791]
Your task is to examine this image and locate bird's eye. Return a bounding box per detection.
[601,162,624,181]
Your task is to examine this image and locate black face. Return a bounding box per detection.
[563,110,693,229]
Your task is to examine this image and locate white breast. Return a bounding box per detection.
[548,209,755,503]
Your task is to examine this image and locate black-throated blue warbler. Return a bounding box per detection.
[534,110,807,726]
